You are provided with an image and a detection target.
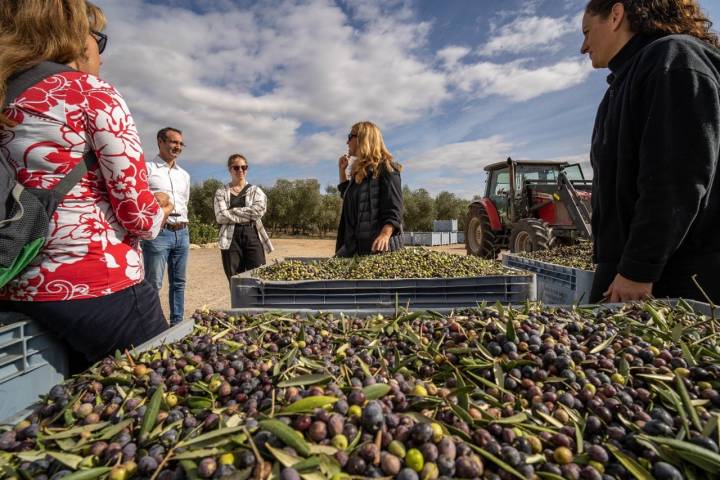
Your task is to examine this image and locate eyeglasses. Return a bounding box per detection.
[165,140,185,147]
[91,30,108,55]
[347,133,357,141]
[231,165,248,172]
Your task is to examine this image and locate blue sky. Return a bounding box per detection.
[95,0,720,198]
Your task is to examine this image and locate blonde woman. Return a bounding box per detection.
[336,121,403,257]
[0,1,172,367]
[214,154,274,281]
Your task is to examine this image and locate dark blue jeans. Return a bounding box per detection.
[142,227,189,324]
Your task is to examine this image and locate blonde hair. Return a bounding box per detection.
[0,0,106,127]
[350,121,402,183]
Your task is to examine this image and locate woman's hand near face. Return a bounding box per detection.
[371,224,394,253]
[339,154,349,183]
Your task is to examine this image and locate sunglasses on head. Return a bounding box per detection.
[231,165,248,172]
[91,30,108,54]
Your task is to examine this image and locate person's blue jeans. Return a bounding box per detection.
[142,228,189,324]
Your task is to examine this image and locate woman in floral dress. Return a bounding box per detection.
[0,1,173,369]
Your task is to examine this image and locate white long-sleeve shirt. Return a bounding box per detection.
[146,155,190,224]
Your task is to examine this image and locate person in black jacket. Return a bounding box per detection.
[581,0,720,303]
[336,121,403,257]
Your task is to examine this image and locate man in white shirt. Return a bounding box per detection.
[142,127,191,324]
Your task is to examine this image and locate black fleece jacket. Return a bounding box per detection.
[335,165,403,257]
[591,34,720,283]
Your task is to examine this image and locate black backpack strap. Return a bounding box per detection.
[4,61,98,196]
[52,150,98,196]
[4,61,74,108]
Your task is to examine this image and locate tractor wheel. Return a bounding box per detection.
[465,205,498,258]
[509,218,554,253]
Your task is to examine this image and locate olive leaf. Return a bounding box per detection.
[138,383,164,445]
[676,375,703,432]
[177,426,245,448]
[259,419,311,457]
[280,396,339,414]
[46,451,85,469]
[60,467,113,480]
[278,374,332,388]
[639,436,720,473]
[266,443,303,467]
[606,443,653,480]
[363,383,391,400]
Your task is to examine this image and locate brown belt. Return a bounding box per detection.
[165,222,187,231]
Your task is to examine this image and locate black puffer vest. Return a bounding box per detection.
[335,165,403,257]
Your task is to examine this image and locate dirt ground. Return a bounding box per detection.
[158,239,467,318]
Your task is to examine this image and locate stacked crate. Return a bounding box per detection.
[403,219,463,246]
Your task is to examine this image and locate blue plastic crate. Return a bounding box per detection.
[1,315,195,425]
[0,313,69,423]
[502,253,595,304]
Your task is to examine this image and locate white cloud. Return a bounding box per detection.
[436,12,590,102]
[96,0,448,167]
[492,0,543,21]
[91,0,596,193]
[447,58,592,102]
[437,46,471,67]
[405,136,513,174]
[480,15,578,56]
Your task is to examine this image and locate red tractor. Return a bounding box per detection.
[465,158,592,258]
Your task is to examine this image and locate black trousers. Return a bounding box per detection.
[0,280,168,373]
[221,224,266,282]
[590,260,720,304]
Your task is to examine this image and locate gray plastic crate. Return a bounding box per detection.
[449,232,458,244]
[433,219,458,232]
[457,231,465,244]
[1,317,195,425]
[408,232,443,246]
[132,319,195,353]
[0,313,69,423]
[502,253,595,304]
[231,262,536,310]
[229,299,717,318]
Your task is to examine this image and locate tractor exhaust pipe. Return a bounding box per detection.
[507,157,516,222]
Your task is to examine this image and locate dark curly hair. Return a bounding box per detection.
[585,0,719,48]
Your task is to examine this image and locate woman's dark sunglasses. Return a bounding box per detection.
[347,133,357,141]
[231,165,248,172]
[91,30,108,54]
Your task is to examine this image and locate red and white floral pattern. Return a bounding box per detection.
[0,71,164,302]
